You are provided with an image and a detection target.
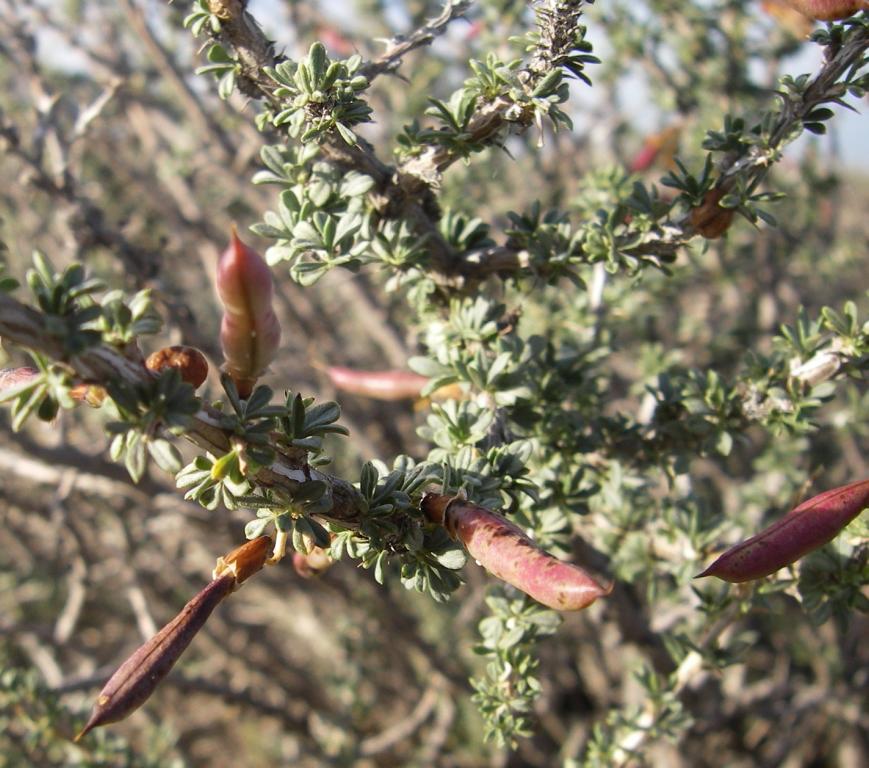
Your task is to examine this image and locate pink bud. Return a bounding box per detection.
[697,480,869,583]
[422,493,611,611]
[292,546,334,578]
[216,229,281,398]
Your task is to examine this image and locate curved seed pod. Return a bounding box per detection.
[326,366,429,401]
[146,345,209,389]
[781,0,868,20]
[75,572,236,741]
[292,546,334,578]
[421,493,611,612]
[216,228,281,398]
[697,479,869,583]
[690,187,735,239]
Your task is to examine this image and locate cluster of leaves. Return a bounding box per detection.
[330,457,467,602]
[471,594,562,748]
[106,369,200,482]
[177,377,348,521]
[0,254,166,439]
[250,144,374,285]
[260,43,372,145]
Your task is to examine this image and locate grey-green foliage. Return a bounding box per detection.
[262,43,372,145]
[471,594,562,748]
[0,654,182,768]
[2,0,866,760]
[330,457,467,603]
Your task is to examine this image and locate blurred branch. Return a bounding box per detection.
[358,680,443,756]
[359,0,472,80]
[119,0,236,159]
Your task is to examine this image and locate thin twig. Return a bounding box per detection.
[359,1,473,80]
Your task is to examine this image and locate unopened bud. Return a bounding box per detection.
[292,546,334,578]
[216,229,281,398]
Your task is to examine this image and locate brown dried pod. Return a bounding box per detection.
[75,572,236,741]
[690,187,735,239]
[422,493,611,612]
[145,345,209,389]
[213,535,273,584]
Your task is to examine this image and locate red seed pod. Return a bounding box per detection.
[145,345,209,389]
[781,0,868,20]
[690,187,735,239]
[292,546,334,578]
[216,228,281,398]
[421,493,611,612]
[697,480,869,583]
[628,124,682,173]
[75,572,236,741]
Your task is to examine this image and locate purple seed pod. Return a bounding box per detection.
[216,228,281,398]
[75,572,236,741]
[697,479,869,583]
[422,493,611,612]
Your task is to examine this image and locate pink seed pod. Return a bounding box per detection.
[697,480,869,583]
[216,228,281,398]
[0,366,40,392]
[326,366,429,401]
[421,493,611,612]
[75,572,236,741]
[781,0,868,20]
